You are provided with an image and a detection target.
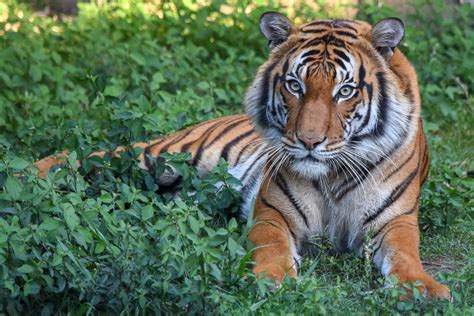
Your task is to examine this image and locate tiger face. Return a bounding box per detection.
[246,12,414,179]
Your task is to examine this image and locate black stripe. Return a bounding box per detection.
[293,256,300,269]
[421,142,429,170]
[271,74,284,128]
[333,21,358,32]
[421,141,428,164]
[301,39,323,50]
[383,146,416,182]
[281,138,299,149]
[210,118,247,145]
[372,233,385,257]
[234,135,259,166]
[420,146,429,182]
[301,28,327,34]
[257,60,281,128]
[181,120,224,153]
[352,69,408,142]
[156,175,183,195]
[355,84,372,134]
[221,129,254,162]
[344,71,351,82]
[373,72,388,138]
[282,57,290,74]
[404,84,415,105]
[333,58,347,71]
[143,136,170,157]
[260,197,298,242]
[320,35,346,47]
[240,171,259,209]
[420,159,429,184]
[338,24,357,32]
[371,198,419,240]
[161,128,195,153]
[334,30,357,39]
[303,20,357,32]
[180,117,242,152]
[192,118,247,166]
[372,222,418,256]
[303,21,333,28]
[301,49,321,59]
[298,58,317,72]
[332,48,351,63]
[421,153,429,173]
[276,174,310,228]
[366,82,373,100]
[287,45,301,56]
[241,148,267,184]
[363,167,419,226]
[333,158,373,201]
[312,180,321,192]
[358,59,366,84]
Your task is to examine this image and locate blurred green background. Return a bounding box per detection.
[0,0,472,314]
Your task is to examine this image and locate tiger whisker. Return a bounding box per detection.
[261,146,285,187]
[270,152,290,183]
[343,148,381,188]
[349,141,397,168]
[340,151,377,196]
[337,153,369,197]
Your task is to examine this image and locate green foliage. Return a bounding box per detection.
[0,0,473,314]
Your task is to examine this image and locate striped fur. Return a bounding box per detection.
[34,13,449,299]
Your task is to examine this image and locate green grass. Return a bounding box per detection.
[0,0,473,314]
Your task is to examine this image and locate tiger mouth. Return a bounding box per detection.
[299,156,324,163]
[285,147,343,162]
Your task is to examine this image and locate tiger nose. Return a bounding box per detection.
[297,134,326,150]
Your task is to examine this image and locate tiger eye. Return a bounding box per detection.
[288,80,302,93]
[339,86,354,97]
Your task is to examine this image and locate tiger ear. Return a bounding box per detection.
[371,18,405,60]
[259,11,293,50]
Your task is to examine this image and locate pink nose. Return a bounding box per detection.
[297,135,325,150]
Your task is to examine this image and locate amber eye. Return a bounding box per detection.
[338,85,354,98]
[287,80,302,94]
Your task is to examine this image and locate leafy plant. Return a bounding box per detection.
[0,0,472,314]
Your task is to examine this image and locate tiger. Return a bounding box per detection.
[33,12,450,299]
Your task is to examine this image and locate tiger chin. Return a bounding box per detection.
[33,12,450,300]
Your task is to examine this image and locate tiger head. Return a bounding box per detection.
[246,12,418,179]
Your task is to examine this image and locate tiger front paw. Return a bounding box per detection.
[391,273,450,300]
[421,279,451,300]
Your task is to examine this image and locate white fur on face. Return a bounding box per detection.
[290,159,331,179]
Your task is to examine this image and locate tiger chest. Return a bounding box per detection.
[265,171,389,252]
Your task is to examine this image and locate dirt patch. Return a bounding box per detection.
[422,255,464,275]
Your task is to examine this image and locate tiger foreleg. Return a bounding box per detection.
[249,197,298,283]
[372,213,450,300]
